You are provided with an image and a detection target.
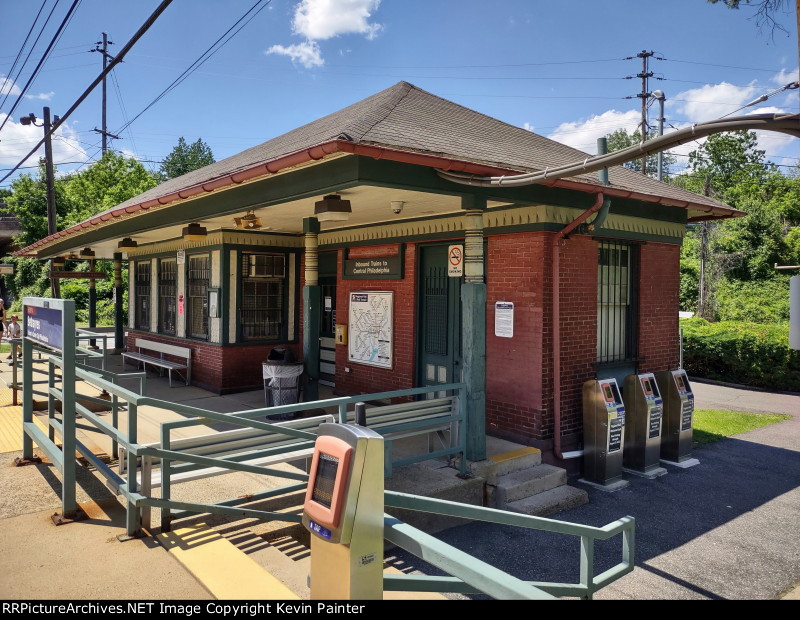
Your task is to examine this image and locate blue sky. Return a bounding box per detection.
[0,0,797,189]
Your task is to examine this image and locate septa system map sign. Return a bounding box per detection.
[24,301,64,351]
[348,291,393,369]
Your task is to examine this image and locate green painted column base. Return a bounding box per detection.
[303,285,321,402]
[461,281,487,462]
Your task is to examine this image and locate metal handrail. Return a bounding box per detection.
[383,491,635,599]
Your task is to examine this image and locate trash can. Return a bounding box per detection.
[263,348,304,417]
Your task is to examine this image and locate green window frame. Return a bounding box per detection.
[134,260,151,330]
[188,254,210,340]
[158,258,177,335]
[239,252,286,341]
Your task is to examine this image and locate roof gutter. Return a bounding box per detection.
[16,138,741,257]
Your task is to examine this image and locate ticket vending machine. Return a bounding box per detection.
[302,423,384,599]
[580,378,630,491]
[622,373,667,478]
[655,369,699,468]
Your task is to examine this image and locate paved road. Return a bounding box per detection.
[390,381,800,600]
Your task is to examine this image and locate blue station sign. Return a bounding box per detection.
[24,303,64,351]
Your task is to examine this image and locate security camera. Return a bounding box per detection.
[390,200,404,215]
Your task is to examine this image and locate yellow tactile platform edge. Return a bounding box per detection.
[0,386,49,454]
[157,523,300,600]
[489,447,541,463]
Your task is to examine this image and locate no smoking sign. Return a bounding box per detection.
[448,245,463,277]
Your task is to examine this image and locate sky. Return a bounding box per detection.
[0,0,798,190]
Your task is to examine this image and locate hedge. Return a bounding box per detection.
[680,317,800,392]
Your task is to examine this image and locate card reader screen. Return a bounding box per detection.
[312,453,339,509]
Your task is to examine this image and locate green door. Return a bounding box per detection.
[418,244,462,396]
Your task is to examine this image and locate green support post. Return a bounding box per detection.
[302,217,320,402]
[60,300,78,517]
[461,281,487,461]
[113,252,124,352]
[461,196,487,462]
[88,258,97,348]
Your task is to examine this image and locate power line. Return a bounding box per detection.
[0,0,49,107]
[114,0,273,137]
[0,0,62,118]
[0,0,175,186]
[0,0,82,136]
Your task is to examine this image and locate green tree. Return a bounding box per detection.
[157,137,215,182]
[606,128,677,178]
[63,152,157,227]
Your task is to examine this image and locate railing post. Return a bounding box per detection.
[47,361,56,443]
[21,332,33,460]
[579,535,595,600]
[141,455,152,532]
[160,423,172,532]
[125,402,140,538]
[338,402,348,424]
[61,304,78,518]
[111,394,119,462]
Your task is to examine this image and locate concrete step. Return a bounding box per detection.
[470,447,543,483]
[505,485,589,517]
[494,464,566,505]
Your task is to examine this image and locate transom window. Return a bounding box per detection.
[240,253,285,341]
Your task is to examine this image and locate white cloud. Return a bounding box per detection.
[0,114,87,169]
[293,0,382,40]
[0,75,21,97]
[547,109,641,153]
[672,81,761,123]
[24,91,55,101]
[772,67,799,85]
[522,122,535,132]
[268,0,382,68]
[267,41,324,68]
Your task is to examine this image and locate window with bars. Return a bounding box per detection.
[158,259,177,335]
[134,261,151,330]
[188,255,210,340]
[597,241,638,363]
[240,253,285,341]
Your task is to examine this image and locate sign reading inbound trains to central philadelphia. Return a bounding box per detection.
[23,297,69,352]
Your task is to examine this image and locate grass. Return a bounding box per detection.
[693,409,792,446]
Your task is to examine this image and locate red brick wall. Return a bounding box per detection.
[334,243,418,396]
[638,242,680,373]
[486,232,549,441]
[555,235,599,442]
[126,332,300,392]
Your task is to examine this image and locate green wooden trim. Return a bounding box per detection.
[461,194,487,210]
[303,217,320,234]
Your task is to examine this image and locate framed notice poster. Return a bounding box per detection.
[347,291,393,369]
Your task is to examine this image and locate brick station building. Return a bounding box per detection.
[17,82,739,465]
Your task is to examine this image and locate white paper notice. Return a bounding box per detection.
[495,301,514,338]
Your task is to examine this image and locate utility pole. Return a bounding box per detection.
[91,33,119,154]
[43,107,60,298]
[636,50,654,175]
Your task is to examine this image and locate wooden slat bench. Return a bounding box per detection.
[122,338,191,387]
[123,413,335,490]
[346,395,461,476]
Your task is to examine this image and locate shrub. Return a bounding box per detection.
[681,317,800,391]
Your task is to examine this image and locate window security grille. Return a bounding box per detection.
[597,241,637,363]
[135,261,151,330]
[240,253,285,340]
[188,255,210,339]
[158,259,177,335]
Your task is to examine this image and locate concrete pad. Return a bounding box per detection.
[577,478,631,492]
[661,457,700,469]
[0,498,211,600]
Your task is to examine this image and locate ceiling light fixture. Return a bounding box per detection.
[234,210,262,230]
[314,194,352,222]
[118,237,138,249]
[79,247,95,258]
[182,223,207,241]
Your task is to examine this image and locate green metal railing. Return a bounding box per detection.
[383,492,635,600]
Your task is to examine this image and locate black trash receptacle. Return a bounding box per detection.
[262,348,303,417]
